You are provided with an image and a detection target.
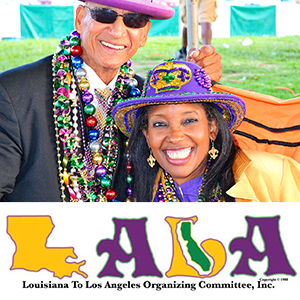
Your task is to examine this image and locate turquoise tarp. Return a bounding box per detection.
[148,6,179,37]
[20,5,74,39]
[230,5,276,37]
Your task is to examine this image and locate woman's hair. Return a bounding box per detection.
[127,103,237,202]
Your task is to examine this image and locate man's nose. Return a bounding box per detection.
[107,16,127,38]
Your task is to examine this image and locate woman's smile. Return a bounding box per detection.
[164,147,193,165]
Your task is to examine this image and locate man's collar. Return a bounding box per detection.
[83,62,118,91]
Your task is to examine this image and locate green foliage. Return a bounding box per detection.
[1,36,299,99]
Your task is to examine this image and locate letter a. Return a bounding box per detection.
[230,216,296,276]
[97,218,162,278]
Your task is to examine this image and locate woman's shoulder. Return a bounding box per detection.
[234,148,284,181]
[230,148,300,202]
[239,148,300,169]
[241,148,300,185]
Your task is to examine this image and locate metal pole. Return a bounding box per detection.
[186,0,199,51]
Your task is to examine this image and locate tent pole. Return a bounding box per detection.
[186,0,199,52]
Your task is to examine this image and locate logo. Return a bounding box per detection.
[6,215,296,279]
[7,216,87,279]
[150,61,192,93]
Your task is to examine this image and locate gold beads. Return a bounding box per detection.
[63,170,70,186]
[98,195,107,202]
[92,152,104,165]
[78,79,90,91]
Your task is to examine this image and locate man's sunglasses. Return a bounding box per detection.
[85,7,149,29]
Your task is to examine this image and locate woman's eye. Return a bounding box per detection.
[152,121,166,128]
[184,118,198,125]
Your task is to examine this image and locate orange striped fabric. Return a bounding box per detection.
[212,84,300,163]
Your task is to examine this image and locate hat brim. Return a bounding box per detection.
[112,92,246,137]
[79,0,175,20]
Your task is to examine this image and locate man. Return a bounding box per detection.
[0,0,222,202]
[175,0,218,60]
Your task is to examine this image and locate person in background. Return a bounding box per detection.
[175,0,218,60]
[113,60,300,202]
[0,0,222,202]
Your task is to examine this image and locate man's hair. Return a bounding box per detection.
[127,103,236,202]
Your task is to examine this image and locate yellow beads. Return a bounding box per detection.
[92,152,104,165]
[78,79,90,91]
[63,170,69,186]
[98,195,107,202]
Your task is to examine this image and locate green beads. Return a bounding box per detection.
[63,154,68,168]
[120,64,129,73]
[102,137,109,147]
[84,104,96,115]
[57,49,70,57]
[55,99,69,110]
[88,192,97,202]
[100,175,112,188]
[127,175,133,184]
[106,115,113,125]
[70,36,81,47]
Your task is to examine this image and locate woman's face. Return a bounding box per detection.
[143,103,218,185]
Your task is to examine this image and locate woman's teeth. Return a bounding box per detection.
[166,148,192,159]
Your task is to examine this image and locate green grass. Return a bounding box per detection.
[0,39,59,71]
[1,35,299,99]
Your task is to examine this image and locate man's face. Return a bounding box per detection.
[75,3,151,79]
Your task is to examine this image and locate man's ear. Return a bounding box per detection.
[209,118,219,141]
[139,21,152,47]
[75,5,86,34]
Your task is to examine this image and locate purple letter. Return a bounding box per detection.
[97,218,162,278]
[230,216,296,276]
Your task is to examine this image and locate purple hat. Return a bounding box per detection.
[112,60,246,137]
[79,0,175,20]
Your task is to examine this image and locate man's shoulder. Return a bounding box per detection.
[0,55,53,83]
[0,55,54,105]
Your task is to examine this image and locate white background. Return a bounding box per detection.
[0,203,299,299]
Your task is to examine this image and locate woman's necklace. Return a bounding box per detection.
[52,30,138,202]
[156,157,224,202]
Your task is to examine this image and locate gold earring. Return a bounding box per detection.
[147,149,156,168]
[208,140,219,159]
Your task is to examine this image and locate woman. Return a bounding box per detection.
[112,60,300,202]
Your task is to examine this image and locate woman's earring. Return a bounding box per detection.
[208,140,219,159]
[147,148,156,168]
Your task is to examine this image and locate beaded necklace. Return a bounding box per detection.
[156,157,224,202]
[52,30,139,202]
